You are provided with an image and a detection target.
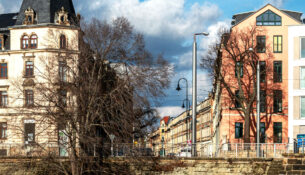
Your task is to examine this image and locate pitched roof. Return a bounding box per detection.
[232,4,303,26]
[15,0,77,25]
[161,116,170,125]
[0,13,18,29]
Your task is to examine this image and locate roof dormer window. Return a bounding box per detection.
[256,10,281,26]
[55,7,70,25]
[23,7,36,25]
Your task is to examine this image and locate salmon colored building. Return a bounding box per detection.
[214,4,303,146]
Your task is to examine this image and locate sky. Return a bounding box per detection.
[1,0,305,118]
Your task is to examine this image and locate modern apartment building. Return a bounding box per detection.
[288,25,305,141]
[214,4,302,146]
[0,0,78,155]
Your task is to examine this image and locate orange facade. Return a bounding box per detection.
[217,4,301,144]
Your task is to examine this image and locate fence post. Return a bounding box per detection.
[302,139,304,154]
[235,143,237,158]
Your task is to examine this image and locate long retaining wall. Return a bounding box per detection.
[1,155,305,174]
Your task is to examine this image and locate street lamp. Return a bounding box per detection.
[192,32,209,157]
[176,78,190,142]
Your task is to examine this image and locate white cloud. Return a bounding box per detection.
[157,106,185,118]
[0,4,4,14]
[264,0,286,8]
[83,0,221,39]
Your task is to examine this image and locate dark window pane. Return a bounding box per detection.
[235,122,243,138]
[273,90,282,113]
[59,61,67,82]
[235,90,241,108]
[260,61,266,82]
[273,61,282,82]
[0,123,7,139]
[24,123,35,144]
[260,90,266,113]
[257,36,266,53]
[0,91,8,107]
[25,61,34,77]
[260,122,266,143]
[273,122,282,143]
[25,90,34,106]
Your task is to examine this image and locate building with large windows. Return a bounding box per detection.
[288,25,305,141]
[0,0,78,156]
[213,4,302,147]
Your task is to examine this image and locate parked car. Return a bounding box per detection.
[178,147,191,157]
[167,153,176,157]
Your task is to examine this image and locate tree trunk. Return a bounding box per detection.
[244,109,251,144]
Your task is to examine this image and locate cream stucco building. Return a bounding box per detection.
[0,0,79,156]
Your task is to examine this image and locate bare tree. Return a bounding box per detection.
[11,17,171,174]
[202,25,278,144]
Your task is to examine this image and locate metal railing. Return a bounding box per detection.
[0,140,304,158]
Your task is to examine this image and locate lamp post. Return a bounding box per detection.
[176,78,190,142]
[249,47,260,157]
[192,32,209,157]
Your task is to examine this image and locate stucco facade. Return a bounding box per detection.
[0,0,79,156]
[288,25,305,142]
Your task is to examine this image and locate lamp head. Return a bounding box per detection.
[181,102,185,108]
[195,32,209,36]
[176,84,181,91]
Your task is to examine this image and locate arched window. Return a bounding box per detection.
[256,10,281,26]
[30,34,38,49]
[60,35,66,49]
[21,35,29,49]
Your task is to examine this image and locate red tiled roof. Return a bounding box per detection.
[161,116,170,125]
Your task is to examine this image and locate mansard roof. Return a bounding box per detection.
[0,13,18,30]
[15,0,77,25]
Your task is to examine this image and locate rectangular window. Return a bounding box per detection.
[235,122,243,139]
[301,38,305,58]
[301,97,305,119]
[24,123,35,144]
[59,90,67,107]
[235,61,243,78]
[273,35,282,53]
[260,90,266,113]
[0,91,7,107]
[0,63,7,79]
[260,122,266,143]
[25,90,34,106]
[235,90,241,108]
[257,36,266,53]
[0,37,3,49]
[273,61,282,82]
[0,123,7,139]
[273,90,282,113]
[260,61,266,83]
[25,61,34,77]
[301,67,305,89]
[59,61,67,82]
[273,122,282,143]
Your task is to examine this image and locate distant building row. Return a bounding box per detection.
[148,4,305,156]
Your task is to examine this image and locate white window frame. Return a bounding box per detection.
[300,37,305,59]
[300,67,305,89]
[300,97,305,119]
